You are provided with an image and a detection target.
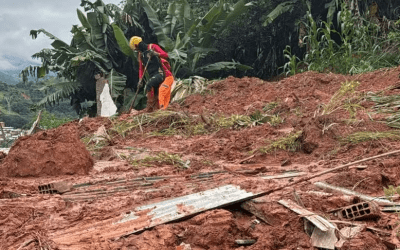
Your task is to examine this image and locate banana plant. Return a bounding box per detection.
[22,0,131,111]
[126,0,254,77]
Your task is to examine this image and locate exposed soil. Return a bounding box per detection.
[2,67,400,249]
[0,124,93,177]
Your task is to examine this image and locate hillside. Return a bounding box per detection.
[2,68,400,249]
[0,80,77,128]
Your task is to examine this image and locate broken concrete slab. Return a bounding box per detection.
[335,225,366,249]
[176,242,191,250]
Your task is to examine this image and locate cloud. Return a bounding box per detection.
[0,58,16,70]
[0,0,122,63]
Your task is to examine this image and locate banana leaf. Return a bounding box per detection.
[111,23,135,59]
[77,8,91,30]
[197,61,253,73]
[139,0,175,51]
[262,0,299,26]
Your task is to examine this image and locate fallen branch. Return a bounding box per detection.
[253,149,400,198]
[17,239,35,250]
[27,110,42,135]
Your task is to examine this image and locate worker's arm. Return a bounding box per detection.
[149,44,168,59]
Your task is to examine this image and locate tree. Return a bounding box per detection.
[22,0,254,114]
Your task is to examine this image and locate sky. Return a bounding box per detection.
[0,0,123,70]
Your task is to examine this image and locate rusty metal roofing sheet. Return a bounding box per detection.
[114,185,256,238]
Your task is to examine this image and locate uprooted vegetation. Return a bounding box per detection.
[4,69,400,249]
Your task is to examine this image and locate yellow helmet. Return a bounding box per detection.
[129,36,142,50]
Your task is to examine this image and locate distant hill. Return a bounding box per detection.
[0,71,18,85]
[0,55,40,85]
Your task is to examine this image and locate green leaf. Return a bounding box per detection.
[30,29,70,49]
[262,0,298,26]
[197,61,252,73]
[87,12,106,50]
[140,0,174,51]
[111,23,135,59]
[77,8,91,30]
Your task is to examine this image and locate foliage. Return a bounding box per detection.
[110,108,283,137]
[29,110,74,130]
[281,0,400,76]
[123,151,190,169]
[341,131,400,144]
[136,0,254,77]
[257,130,303,154]
[23,0,254,112]
[368,91,400,128]
[384,185,400,200]
[171,76,214,104]
[322,80,361,115]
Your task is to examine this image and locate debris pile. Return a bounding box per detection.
[0,124,93,177]
[3,69,400,249]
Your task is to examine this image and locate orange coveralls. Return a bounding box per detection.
[138,44,174,110]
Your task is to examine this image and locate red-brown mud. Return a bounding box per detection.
[3,67,400,249]
[0,124,93,177]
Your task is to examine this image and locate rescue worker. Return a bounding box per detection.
[129,36,174,112]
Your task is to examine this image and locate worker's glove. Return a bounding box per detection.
[148,49,158,57]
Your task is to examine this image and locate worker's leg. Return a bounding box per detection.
[158,76,174,110]
[144,74,164,112]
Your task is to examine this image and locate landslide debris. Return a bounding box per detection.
[0,123,93,177]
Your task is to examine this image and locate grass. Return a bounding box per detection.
[81,134,110,151]
[123,151,190,169]
[341,131,400,144]
[322,81,362,116]
[256,130,303,154]
[368,93,400,128]
[283,1,400,77]
[110,109,284,137]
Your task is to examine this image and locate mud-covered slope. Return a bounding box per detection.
[2,67,400,249]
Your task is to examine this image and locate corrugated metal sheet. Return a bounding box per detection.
[115,185,256,237]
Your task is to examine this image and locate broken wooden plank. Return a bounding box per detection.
[311,227,337,250]
[328,220,392,236]
[27,110,42,135]
[240,200,273,225]
[314,182,397,206]
[261,172,306,180]
[278,199,335,232]
[235,239,256,245]
[249,150,400,201]
[381,206,400,212]
[115,185,257,239]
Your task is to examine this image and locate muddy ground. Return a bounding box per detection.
[2,68,400,249]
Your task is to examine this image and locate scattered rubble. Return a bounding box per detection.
[3,69,400,249]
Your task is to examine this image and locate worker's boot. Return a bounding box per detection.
[153,94,160,111]
[143,89,156,113]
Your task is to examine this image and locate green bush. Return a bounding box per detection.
[29,110,74,130]
[283,0,400,76]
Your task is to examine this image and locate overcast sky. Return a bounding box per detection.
[0,0,122,70]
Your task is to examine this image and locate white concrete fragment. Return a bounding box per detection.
[99,83,117,117]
